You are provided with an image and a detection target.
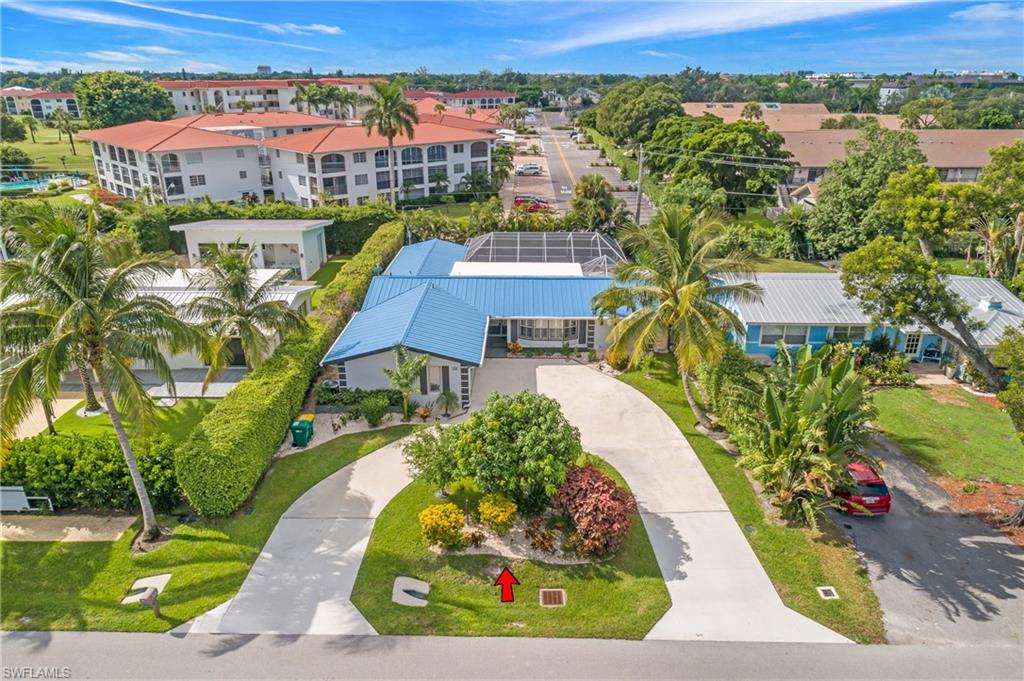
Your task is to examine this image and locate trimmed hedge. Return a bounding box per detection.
[0,434,180,512]
[174,220,405,516]
[122,199,396,254]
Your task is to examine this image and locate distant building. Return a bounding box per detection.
[256,65,272,75]
[878,82,910,108]
[403,89,516,109]
[1,87,80,119]
[572,87,601,104]
[155,77,383,118]
[680,101,901,132]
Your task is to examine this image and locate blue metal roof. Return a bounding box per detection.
[322,283,487,365]
[364,275,614,318]
[383,239,466,276]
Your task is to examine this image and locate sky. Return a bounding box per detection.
[1,1,1021,76]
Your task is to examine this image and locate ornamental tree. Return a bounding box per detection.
[898,97,957,129]
[877,164,963,258]
[840,236,1002,390]
[455,391,582,512]
[74,71,175,127]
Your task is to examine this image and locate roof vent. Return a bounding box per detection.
[978,297,1003,311]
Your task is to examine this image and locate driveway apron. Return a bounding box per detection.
[536,365,849,643]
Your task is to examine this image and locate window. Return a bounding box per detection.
[322,153,345,173]
[235,148,246,158]
[131,169,141,186]
[165,176,185,195]
[355,173,368,186]
[278,170,283,178]
[112,166,121,182]
[300,197,309,208]
[161,153,181,173]
[189,174,206,187]
[831,325,868,341]
[357,196,368,205]
[307,155,316,173]
[185,151,203,165]
[518,319,578,341]
[470,141,488,158]
[92,142,101,156]
[427,145,447,162]
[353,151,367,163]
[108,145,117,160]
[427,366,443,393]
[453,163,465,174]
[286,128,294,135]
[453,143,464,154]
[471,160,488,174]
[376,170,391,190]
[275,149,280,158]
[324,176,347,195]
[401,147,423,165]
[375,149,390,168]
[239,170,248,179]
[428,166,448,183]
[295,152,304,164]
[298,175,307,186]
[403,168,424,186]
[760,324,808,345]
[117,148,127,164]
[127,150,137,165]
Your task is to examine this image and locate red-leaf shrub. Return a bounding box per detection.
[553,464,637,557]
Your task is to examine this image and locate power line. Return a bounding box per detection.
[642,148,790,171]
[640,143,792,164]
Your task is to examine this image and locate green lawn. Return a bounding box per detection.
[872,386,1023,484]
[52,399,216,441]
[6,124,94,173]
[749,257,830,273]
[618,355,885,644]
[401,203,474,219]
[936,257,985,276]
[0,425,415,632]
[351,454,671,639]
[309,257,351,307]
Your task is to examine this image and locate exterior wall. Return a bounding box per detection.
[339,350,468,405]
[92,141,261,203]
[791,164,981,187]
[741,323,895,357]
[164,83,372,118]
[300,228,327,279]
[180,226,325,279]
[4,93,80,118]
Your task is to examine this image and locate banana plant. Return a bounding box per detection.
[740,342,877,528]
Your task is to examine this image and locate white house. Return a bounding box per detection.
[172,219,330,280]
[405,89,516,109]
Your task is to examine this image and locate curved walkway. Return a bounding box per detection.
[535,365,849,643]
[192,362,847,642]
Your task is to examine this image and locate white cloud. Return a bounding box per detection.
[507,38,534,45]
[134,45,184,55]
[114,1,342,36]
[82,50,152,63]
[639,49,679,58]
[492,54,515,61]
[6,2,328,52]
[183,60,229,72]
[950,2,1022,22]
[537,1,937,54]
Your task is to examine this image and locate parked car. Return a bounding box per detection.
[836,462,892,516]
[516,163,544,176]
[513,195,550,211]
[514,193,545,204]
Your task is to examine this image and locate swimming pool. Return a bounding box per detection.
[0,176,79,191]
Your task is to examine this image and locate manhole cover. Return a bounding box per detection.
[539,588,566,608]
[816,586,839,600]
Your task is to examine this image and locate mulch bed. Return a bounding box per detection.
[936,478,1024,548]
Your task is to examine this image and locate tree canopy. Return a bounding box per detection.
[74,71,175,128]
[594,80,683,144]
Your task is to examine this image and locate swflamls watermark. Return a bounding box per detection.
[2,668,72,679]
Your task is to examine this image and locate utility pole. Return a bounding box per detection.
[634,143,644,224]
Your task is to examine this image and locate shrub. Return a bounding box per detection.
[695,345,762,449]
[858,353,915,387]
[0,434,180,512]
[175,221,405,516]
[462,529,485,547]
[419,502,464,548]
[316,384,401,407]
[554,464,637,557]
[478,493,517,535]
[524,518,557,553]
[961,482,979,495]
[402,426,461,495]
[359,395,389,427]
[456,391,582,512]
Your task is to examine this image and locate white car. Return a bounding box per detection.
[516,163,544,176]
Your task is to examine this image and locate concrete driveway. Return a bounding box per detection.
[535,364,848,643]
[835,436,1024,645]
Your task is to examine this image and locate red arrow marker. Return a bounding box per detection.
[494,567,519,603]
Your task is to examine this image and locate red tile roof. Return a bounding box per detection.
[263,122,496,154]
[1,88,75,99]
[169,111,339,129]
[80,120,259,152]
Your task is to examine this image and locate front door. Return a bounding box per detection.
[488,319,507,337]
[903,332,922,358]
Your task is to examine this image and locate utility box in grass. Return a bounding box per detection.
[289,418,313,448]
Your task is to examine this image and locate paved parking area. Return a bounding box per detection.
[836,435,1024,645]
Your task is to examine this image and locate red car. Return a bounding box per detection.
[513,195,550,211]
[837,462,892,516]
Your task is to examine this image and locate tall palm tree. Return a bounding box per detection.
[20,115,38,143]
[363,78,419,204]
[971,214,1016,279]
[290,82,315,113]
[0,227,197,541]
[182,241,307,392]
[593,206,763,429]
[1,202,104,411]
[51,110,76,155]
[237,98,255,113]
[464,105,476,119]
[775,204,810,260]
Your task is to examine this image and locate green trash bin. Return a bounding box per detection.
[290,419,313,448]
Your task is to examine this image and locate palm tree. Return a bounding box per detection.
[382,345,429,420]
[1,202,104,412]
[0,225,198,541]
[433,103,446,116]
[321,85,359,119]
[971,214,1016,279]
[290,82,315,113]
[237,98,255,113]
[593,206,763,429]
[741,101,762,120]
[774,204,810,260]
[20,115,38,143]
[464,105,476,119]
[51,110,76,155]
[363,78,419,204]
[570,174,622,233]
[181,241,307,392]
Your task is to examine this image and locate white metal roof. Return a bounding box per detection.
[170,219,332,233]
[448,261,583,277]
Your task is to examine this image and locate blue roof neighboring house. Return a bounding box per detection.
[364,275,614,318]
[383,239,466,276]
[322,283,488,365]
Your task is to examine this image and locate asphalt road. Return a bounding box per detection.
[834,434,1024,646]
[3,631,1022,681]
